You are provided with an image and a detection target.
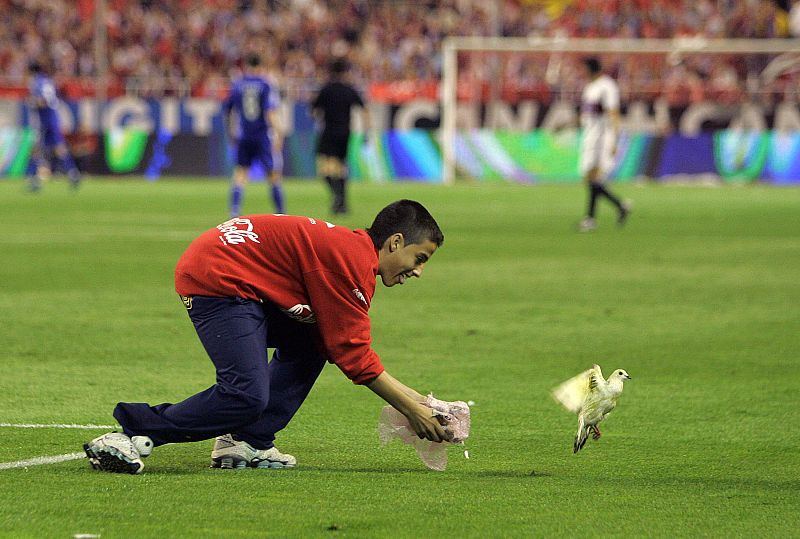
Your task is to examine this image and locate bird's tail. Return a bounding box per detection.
[574,417,589,454]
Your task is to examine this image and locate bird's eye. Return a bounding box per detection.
[618,371,623,375]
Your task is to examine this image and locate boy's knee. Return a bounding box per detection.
[241,389,270,417]
[220,384,270,419]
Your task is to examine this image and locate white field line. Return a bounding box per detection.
[0,423,118,471]
[0,423,116,429]
[0,452,86,470]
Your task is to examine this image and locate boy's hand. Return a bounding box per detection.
[405,402,449,443]
[367,371,448,443]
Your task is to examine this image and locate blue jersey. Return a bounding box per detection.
[30,75,61,144]
[223,75,279,141]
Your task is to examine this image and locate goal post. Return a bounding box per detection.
[440,37,800,184]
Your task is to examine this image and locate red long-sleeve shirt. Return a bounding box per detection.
[175,214,384,385]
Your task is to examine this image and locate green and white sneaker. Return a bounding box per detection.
[84,432,152,474]
[210,434,296,469]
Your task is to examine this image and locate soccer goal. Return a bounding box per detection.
[440,37,800,184]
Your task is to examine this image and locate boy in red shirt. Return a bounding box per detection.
[84,200,448,473]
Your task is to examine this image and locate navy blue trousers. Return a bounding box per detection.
[113,296,326,449]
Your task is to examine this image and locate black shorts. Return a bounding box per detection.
[316,130,350,161]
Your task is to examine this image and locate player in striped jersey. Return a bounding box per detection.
[578,57,631,232]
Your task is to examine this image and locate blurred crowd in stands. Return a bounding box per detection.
[0,0,798,104]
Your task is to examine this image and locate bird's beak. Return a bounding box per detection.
[625,374,632,380]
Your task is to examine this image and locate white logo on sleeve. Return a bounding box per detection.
[352,288,367,305]
[217,218,261,245]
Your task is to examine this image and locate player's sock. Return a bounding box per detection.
[332,178,347,214]
[28,158,47,192]
[67,166,81,189]
[230,184,243,217]
[270,184,285,214]
[323,176,334,209]
[587,183,601,218]
[597,184,623,210]
[60,155,81,188]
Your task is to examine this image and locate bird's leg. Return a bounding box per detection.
[591,425,601,440]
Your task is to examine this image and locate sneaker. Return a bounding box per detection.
[210,434,296,469]
[617,200,633,226]
[131,435,154,457]
[84,432,147,474]
[578,217,597,232]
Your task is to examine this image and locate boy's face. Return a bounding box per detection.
[377,234,438,287]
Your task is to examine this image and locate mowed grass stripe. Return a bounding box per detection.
[0,179,797,538]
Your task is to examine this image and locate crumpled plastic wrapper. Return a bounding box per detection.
[378,394,471,471]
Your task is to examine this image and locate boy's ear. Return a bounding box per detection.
[389,233,404,252]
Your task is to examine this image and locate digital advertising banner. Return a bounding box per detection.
[2,126,800,184]
[3,94,799,183]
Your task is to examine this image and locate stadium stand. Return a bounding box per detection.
[0,0,793,103]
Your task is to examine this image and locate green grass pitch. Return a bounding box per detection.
[0,178,798,538]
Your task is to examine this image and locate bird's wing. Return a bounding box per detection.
[588,364,604,391]
[582,366,615,422]
[551,368,595,414]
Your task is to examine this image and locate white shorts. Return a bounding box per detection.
[579,127,616,178]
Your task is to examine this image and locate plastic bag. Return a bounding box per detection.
[377,395,471,471]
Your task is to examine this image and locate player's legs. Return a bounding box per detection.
[233,348,325,449]
[113,296,271,446]
[232,302,326,449]
[586,169,602,218]
[579,132,602,230]
[599,134,631,225]
[596,181,625,214]
[268,173,285,214]
[27,142,49,192]
[230,166,249,217]
[331,133,350,214]
[582,173,627,230]
[230,140,255,217]
[33,128,81,189]
[317,130,350,214]
[317,154,345,212]
[258,138,285,214]
[53,141,81,188]
[580,130,627,228]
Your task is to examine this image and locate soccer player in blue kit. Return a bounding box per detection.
[222,54,285,217]
[27,62,81,192]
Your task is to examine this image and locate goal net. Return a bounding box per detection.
[440,37,800,184]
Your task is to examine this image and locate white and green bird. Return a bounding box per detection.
[551,365,631,453]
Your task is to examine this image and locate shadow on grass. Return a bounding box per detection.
[260,466,552,478]
[102,464,550,478]
[69,462,798,495]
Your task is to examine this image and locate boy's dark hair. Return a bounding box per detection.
[366,200,444,249]
[245,54,261,68]
[28,61,43,74]
[584,57,601,75]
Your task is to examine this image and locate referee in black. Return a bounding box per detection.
[311,58,371,214]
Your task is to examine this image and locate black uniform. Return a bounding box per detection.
[311,79,366,214]
[312,81,365,160]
